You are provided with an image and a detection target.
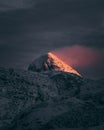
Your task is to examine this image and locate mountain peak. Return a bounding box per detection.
[28,52,81,76]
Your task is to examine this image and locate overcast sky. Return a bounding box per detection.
[0,0,104,78]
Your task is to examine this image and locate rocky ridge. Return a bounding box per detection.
[0,53,104,130]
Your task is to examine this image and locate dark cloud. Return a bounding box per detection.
[0,0,35,11]
[0,0,104,78]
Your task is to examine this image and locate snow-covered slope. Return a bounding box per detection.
[0,67,104,130]
[0,53,104,130]
[28,52,81,76]
[0,67,82,129]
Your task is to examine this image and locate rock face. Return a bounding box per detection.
[0,53,104,130]
[28,52,81,76]
[0,67,82,130]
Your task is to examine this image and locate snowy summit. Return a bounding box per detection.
[28,52,81,76]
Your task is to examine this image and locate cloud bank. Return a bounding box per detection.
[53,46,104,78]
[0,0,104,78]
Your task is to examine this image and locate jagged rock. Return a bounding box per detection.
[0,53,104,130]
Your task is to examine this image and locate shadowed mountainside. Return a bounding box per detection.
[0,53,104,130]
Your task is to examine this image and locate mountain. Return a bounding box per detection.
[0,67,82,130]
[28,52,81,76]
[0,53,104,130]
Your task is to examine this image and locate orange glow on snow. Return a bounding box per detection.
[48,52,81,76]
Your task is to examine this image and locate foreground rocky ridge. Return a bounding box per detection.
[0,67,104,130]
[0,53,104,130]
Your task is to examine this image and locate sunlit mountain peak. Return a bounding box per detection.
[28,52,81,77]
